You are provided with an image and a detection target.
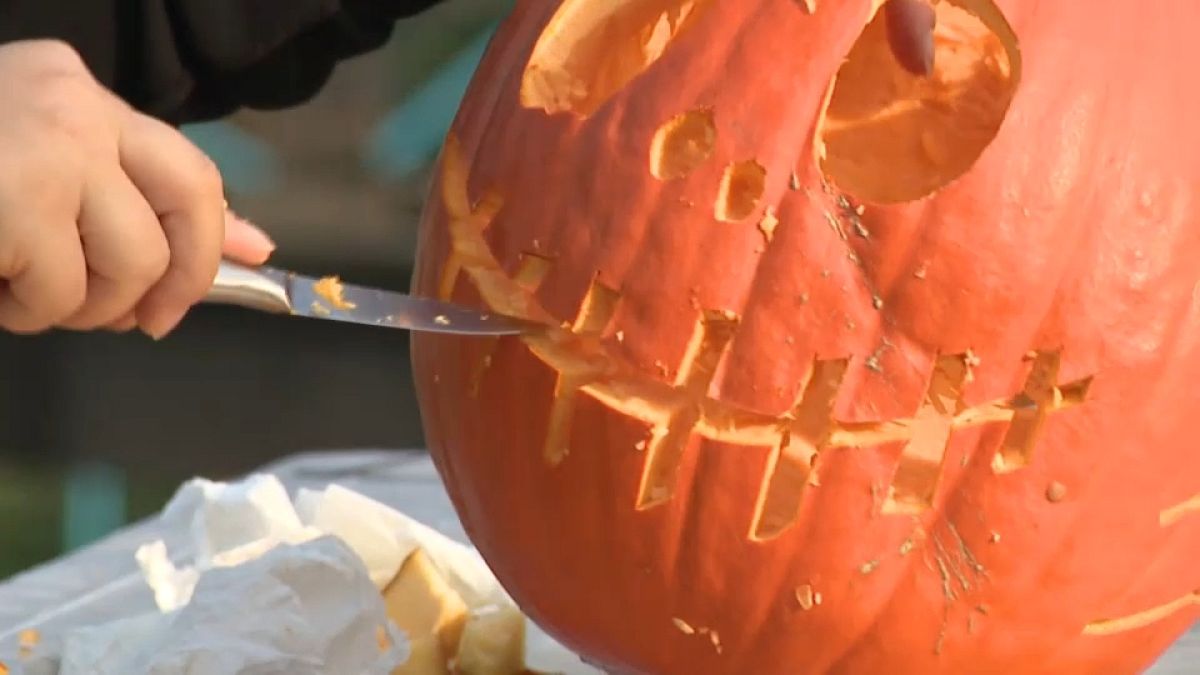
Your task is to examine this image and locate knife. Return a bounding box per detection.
[202,260,534,336]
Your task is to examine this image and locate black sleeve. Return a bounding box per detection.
[0,0,444,125]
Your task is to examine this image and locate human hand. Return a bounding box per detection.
[0,39,276,339]
[885,0,936,77]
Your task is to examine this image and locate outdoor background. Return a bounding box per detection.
[0,0,513,579]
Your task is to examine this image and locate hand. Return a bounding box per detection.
[885,0,936,77]
[0,39,276,339]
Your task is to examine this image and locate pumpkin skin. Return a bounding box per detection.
[409,1,1200,673]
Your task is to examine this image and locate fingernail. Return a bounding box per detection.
[224,210,277,265]
[226,210,276,252]
[141,306,189,341]
[885,0,936,77]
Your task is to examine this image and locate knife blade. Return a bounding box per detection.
[202,260,534,336]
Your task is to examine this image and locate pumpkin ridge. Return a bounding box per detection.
[822,460,996,671]
[1051,306,1200,640]
[987,495,1149,671]
[825,376,1196,673]
[816,361,1002,671]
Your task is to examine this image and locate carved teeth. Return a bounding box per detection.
[433,134,1093,539]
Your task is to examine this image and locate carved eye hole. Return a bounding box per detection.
[817,0,1022,204]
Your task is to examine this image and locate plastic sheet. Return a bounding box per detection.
[0,450,597,674]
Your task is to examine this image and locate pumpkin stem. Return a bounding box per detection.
[885,0,936,76]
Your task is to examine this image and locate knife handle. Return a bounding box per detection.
[203,260,293,314]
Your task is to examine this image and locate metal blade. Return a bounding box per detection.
[286,272,531,336]
[203,260,532,336]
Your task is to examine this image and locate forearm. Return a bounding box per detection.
[0,0,445,124]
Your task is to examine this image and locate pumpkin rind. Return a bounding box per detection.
[410,1,1200,673]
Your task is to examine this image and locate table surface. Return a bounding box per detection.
[0,450,1195,674]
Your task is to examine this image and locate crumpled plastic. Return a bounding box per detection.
[60,537,405,675]
[51,473,515,675]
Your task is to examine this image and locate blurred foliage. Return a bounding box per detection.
[0,462,59,580]
[0,461,186,580]
[383,0,514,96]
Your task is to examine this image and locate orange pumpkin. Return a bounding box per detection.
[410,1,1200,673]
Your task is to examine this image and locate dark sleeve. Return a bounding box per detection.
[0,0,444,125]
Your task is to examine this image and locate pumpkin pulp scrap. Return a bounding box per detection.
[312,276,357,310]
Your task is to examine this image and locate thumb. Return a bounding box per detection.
[222,210,276,266]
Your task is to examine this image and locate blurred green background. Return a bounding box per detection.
[0,0,513,581]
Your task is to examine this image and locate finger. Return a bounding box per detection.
[104,311,138,332]
[222,210,275,266]
[885,0,936,77]
[117,111,225,339]
[0,221,86,333]
[59,171,170,330]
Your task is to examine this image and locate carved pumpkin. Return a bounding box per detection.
[410,0,1200,673]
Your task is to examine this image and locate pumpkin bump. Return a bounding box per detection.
[411,1,1200,673]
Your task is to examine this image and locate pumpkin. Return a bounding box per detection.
[409,0,1200,673]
